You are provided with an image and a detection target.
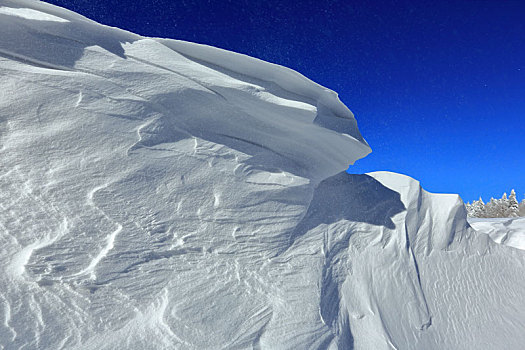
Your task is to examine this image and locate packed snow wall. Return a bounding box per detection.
[1,1,525,349]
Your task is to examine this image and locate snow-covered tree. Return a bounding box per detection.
[519,199,525,217]
[507,189,519,217]
[466,191,524,218]
[465,201,473,216]
[471,197,486,218]
[484,197,497,217]
[500,193,509,217]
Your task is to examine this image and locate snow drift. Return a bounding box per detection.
[469,217,525,251]
[1,1,524,349]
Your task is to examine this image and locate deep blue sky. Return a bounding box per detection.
[44,0,524,202]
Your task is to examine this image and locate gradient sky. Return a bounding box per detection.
[43,0,524,202]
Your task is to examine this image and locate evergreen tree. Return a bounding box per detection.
[472,197,485,218]
[486,197,498,217]
[466,191,524,218]
[519,198,525,217]
[465,202,473,217]
[508,189,519,217]
[499,192,509,217]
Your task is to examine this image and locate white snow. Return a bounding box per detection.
[1,1,524,349]
[0,6,68,22]
[469,217,525,250]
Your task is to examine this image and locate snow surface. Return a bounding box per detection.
[468,217,525,251]
[1,1,525,349]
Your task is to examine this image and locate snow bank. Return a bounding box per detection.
[0,0,370,182]
[1,1,525,349]
[469,217,525,250]
[157,39,369,145]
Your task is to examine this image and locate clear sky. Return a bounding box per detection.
[43,0,524,202]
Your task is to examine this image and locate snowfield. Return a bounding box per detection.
[1,1,525,349]
[468,217,525,251]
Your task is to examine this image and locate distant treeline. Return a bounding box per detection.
[466,189,525,218]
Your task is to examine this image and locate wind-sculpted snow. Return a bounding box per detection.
[469,217,525,251]
[1,1,525,349]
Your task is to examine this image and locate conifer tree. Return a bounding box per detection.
[472,197,485,218]
[499,192,509,217]
[466,191,524,218]
[486,197,498,217]
[465,202,473,216]
[518,198,525,217]
[508,189,519,217]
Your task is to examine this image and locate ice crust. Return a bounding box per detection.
[1,1,525,349]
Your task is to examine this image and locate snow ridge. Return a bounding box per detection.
[1,1,525,349]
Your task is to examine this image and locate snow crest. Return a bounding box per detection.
[1,1,525,349]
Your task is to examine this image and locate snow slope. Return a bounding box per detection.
[1,1,525,349]
[469,217,525,251]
